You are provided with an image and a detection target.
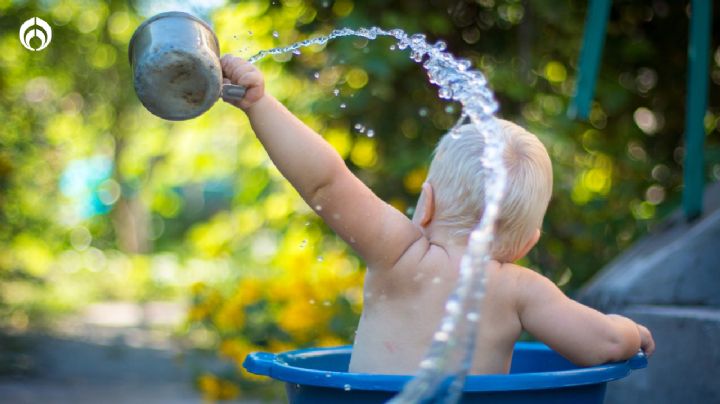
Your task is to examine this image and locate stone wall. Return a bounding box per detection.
[577,182,720,403]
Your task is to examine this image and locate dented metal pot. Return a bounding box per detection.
[129,11,246,121]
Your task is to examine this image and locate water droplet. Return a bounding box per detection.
[344,384,352,391]
[418,107,429,117]
[340,103,347,109]
[366,129,375,138]
[305,221,310,226]
[445,105,455,114]
[438,87,453,99]
[299,239,307,248]
[315,204,323,211]
[272,31,279,38]
[292,49,301,55]
[431,277,441,284]
[445,300,460,314]
[458,58,472,71]
[309,299,316,304]
[410,33,427,45]
[419,359,435,369]
[325,373,332,378]
[333,88,340,96]
[323,300,331,306]
[399,40,410,51]
[313,72,320,79]
[317,256,324,262]
[389,44,396,50]
[466,312,479,322]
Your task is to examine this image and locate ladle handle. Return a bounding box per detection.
[221,84,247,102]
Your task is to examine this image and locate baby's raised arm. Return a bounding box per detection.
[221,55,423,270]
[515,267,654,366]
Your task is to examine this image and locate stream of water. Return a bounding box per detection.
[248,27,507,403]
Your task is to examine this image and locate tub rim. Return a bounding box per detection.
[243,342,647,392]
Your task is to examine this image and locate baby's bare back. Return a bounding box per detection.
[349,244,524,375]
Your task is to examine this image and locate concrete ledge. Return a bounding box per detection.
[605,305,720,404]
[578,182,720,310]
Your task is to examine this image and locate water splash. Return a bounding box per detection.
[248,27,506,403]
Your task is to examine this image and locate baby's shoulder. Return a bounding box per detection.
[486,262,542,298]
[493,263,559,305]
[369,240,452,292]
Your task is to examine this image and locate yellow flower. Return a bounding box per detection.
[219,339,271,382]
[278,299,330,339]
[188,305,208,322]
[219,381,240,400]
[268,274,312,302]
[238,278,264,305]
[218,339,246,361]
[197,373,219,396]
[214,299,245,331]
[403,166,428,195]
[188,288,224,323]
[267,339,297,354]
[190,281,206,295]
[197,373,239,400]
[316,335,347,347]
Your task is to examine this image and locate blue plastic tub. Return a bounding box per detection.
[244,342,647,403]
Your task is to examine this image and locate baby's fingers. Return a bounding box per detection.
[220,55,254,81]
[638,325,655,356]
[237,71,263,86]
[228,66,257,87]
[219,54,264,110]
[220,54,244,69]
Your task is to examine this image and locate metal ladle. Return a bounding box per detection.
[129,11,246,121]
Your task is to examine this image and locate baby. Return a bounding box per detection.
[220,55,655,375]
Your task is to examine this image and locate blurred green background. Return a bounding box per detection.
[1,0,719,400]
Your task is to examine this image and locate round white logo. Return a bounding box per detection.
[19,17,52,51]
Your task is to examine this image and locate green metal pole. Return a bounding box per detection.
[682,0,712,220]
[568,0,612,120]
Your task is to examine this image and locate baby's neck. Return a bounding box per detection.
[422,222,470,250]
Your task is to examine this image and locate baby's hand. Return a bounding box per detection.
[637,323,655,356]
[220,55,265,111]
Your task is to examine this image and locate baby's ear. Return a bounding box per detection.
[514,229,541,261]
[419,182,435,227]
[520,229,540,258]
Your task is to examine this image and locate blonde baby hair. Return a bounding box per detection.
[425,119,553,262]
